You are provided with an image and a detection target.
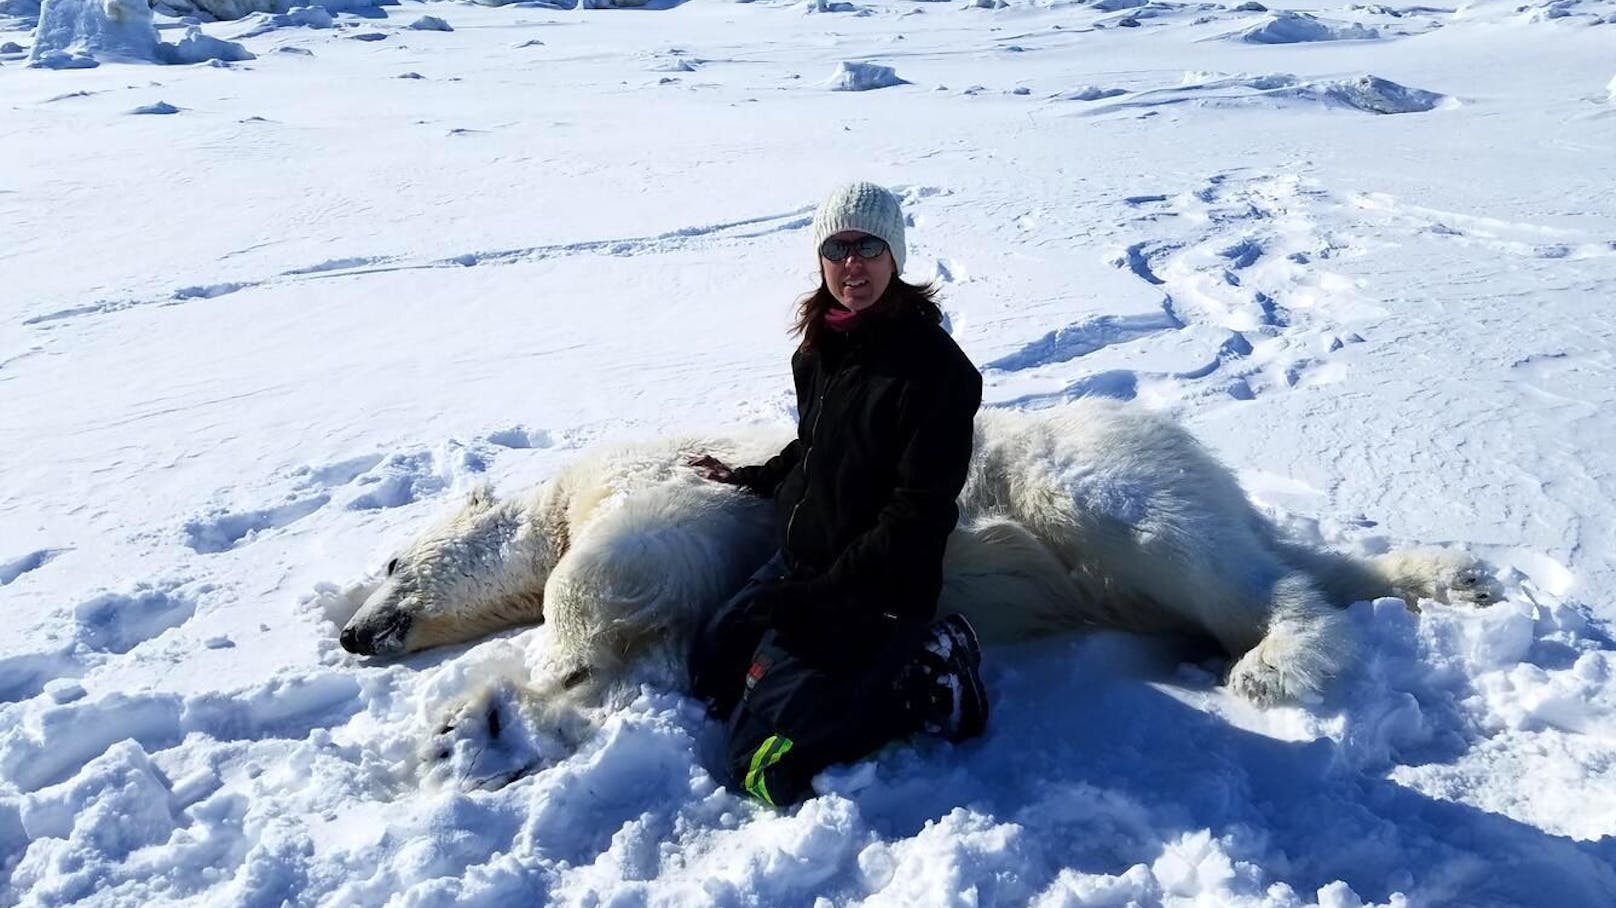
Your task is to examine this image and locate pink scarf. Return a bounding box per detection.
[824,305,864,333]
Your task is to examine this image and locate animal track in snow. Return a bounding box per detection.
[0,691,185,793]
[342,451,447,512]
[0,651,82,705]
[20,205,817,330]
[0,548,65,586]
[290,453,387,489]
[1108,172,1367,400]
[984,309,1183,372]
[182,430,563,556]
[72,581,205,654]
[1350,193,1616,261]
[182,495,331,554]
[0,672,364,793]
[485,426,555,450]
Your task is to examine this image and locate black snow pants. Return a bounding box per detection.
[688,552,926,807]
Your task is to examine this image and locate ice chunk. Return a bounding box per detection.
[28,0,252,67]
[1,0,40,20]
[409,14,453,30]
[826,61,908,92]
[29,0,160,68]
[1313,74,1444,114]
[155,26,253,64]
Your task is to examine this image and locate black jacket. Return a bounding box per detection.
[731,310,982,627]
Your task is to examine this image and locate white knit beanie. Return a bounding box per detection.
[811,182,907,274]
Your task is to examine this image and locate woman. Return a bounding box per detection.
[687,181,987,806]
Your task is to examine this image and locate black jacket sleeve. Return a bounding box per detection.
[729,441,801,497]
[780,366,982,622]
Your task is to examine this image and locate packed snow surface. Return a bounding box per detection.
[3,1,1616,906]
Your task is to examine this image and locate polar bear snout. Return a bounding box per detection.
[340,606,413,656]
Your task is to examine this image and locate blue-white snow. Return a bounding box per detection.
[3,0,1616,905]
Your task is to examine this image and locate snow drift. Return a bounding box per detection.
[1235,10,1381,43]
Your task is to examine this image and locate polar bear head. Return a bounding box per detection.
[340,484,560,656]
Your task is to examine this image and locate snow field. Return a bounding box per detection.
[3,0,1616,904]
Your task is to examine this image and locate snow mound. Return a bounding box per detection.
[157,26,254,64]
[1075,71,1448,116]
[154,0,392,18]
[1058,85,1128,101]
[803,0,868,13]
[1236,10,1380,42]
[1311,73,1446,113]
[826,61,908,91]
[233,5,335,35]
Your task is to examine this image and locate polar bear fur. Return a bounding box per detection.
[340,399,1496,782]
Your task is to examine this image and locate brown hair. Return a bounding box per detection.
[792,277,943,351]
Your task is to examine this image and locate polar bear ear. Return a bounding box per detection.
[466,483,497,512]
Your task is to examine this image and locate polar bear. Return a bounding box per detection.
[340,399,1496,785]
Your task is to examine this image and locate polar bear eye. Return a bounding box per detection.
[386,558,399,576]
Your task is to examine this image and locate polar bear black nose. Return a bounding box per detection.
[340,624,367,654]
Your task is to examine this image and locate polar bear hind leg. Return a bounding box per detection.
[1367,547,1502,608]
[1224,572,1352,705]
[940,517,1097,643]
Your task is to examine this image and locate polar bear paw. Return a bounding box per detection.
[1437,562,1503,607]
[1380,548,1504,609]
[1225,649,1291,708]
[420,680,585,790]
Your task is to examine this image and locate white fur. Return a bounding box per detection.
[340,400,1498,784]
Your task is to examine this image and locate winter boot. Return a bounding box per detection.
[899,613,988,742]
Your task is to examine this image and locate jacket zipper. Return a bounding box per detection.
[784,364,845,557]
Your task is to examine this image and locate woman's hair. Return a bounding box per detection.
[792,277,943,350]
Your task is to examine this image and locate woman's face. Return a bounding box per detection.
[821,230,895,313]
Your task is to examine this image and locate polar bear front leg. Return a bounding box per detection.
[420,677,596,790]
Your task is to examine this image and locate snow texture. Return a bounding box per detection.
[3,0,1616,905]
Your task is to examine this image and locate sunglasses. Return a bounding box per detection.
[818,236,889,262]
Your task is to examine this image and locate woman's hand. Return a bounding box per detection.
[687,454,737,484]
